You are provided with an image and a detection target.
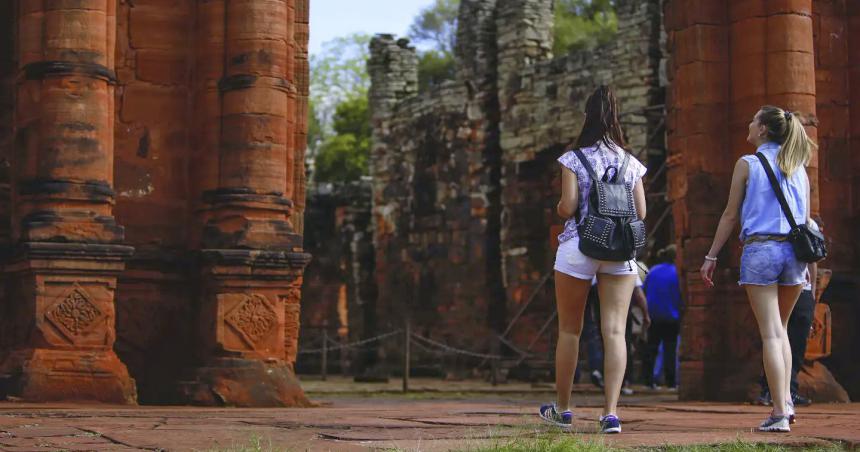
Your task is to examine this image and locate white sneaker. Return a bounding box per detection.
[785,396,796,424]
[758,414,790,432]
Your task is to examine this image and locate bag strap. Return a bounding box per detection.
[616,152,631,183]
[573,148,599,181]
[755,152,799,230]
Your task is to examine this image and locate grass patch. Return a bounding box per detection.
[200,434,290,452]
[452,433,847,452]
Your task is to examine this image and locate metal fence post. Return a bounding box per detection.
[403,318,410,393]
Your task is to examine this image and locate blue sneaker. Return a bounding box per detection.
[599,414,621,433]
[539,403,572,430]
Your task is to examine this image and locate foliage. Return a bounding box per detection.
[553,0,618,55]
[407,0,460,55]
[417,50,457,91]
[309,33,371,136]
[313,95,370,183]
[409,0,459,91]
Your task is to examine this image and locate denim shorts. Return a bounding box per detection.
[739,240,807,286]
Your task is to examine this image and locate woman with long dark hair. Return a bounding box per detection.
[539,86,647,434]
[700,106,817,432]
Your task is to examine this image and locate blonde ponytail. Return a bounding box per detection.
[758,105,818,176]
[777,113,816,176]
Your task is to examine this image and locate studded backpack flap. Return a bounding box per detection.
[573,148,646,262]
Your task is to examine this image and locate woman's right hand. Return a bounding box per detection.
[700,259,716,288]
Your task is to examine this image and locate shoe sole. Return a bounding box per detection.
[539,414,572,430]
[758,426,790,432]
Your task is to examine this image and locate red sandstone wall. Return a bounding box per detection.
[111,0,196,403]
[114,0,193,245]
[668,0,860,400]
[813,0,860,399]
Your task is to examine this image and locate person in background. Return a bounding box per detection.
[622,279,650,395]
[643,245,682,390]
[583,274,651,395]
[756,218,822,408]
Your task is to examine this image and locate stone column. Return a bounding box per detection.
[180,0,310,407]
[0,0,136,403]
[292,0,309,236]
[664,0,734,400]
[669,0,820,401]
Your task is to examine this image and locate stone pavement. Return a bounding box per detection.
[0,380,857,451]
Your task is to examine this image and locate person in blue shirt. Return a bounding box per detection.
[643,245,682,389]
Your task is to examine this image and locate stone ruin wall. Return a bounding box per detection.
[364,0,666,368]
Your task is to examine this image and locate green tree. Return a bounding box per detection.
[314,95,370,183]
[553,0,618,55]
[417,50,457,91]
[310,33,371,136]
[408,0,459,55]
[408,0,459,91]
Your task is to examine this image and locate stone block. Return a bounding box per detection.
[136,49,188,85]
[765,0,813,15]
[766,13,814,54]
[129,5,190,50]
[729,18,766,56]
[729,0,765,22]
[766,51,816,95]
[120,83,187,125]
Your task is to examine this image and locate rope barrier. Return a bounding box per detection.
[297,329,402,354]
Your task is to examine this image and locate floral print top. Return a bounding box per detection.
[557,141,647,244]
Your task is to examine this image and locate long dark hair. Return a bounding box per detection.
[574,85,627,149]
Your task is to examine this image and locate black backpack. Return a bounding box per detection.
[573,148,646,261]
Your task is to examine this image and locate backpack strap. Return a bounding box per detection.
[616,152,631,183]
[573,148,599,181]
[755,152,799,230]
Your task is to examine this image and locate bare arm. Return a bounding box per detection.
[701,158,749,287]
[633,178,646,220]
[557,166,579,219]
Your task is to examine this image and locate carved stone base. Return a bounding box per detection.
[0,348,136,404]
[798,361,851,403]
[177,358,311,407]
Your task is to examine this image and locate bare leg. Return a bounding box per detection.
[746,284,793,417]
[778,284,803,402]
[596,273,636,416]
[554,271,591,411]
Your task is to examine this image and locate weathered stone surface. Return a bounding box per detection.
[361,0,666,374]
[0,0,311,405]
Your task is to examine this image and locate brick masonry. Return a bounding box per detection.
[363,0,667,374]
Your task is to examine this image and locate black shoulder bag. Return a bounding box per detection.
[573,149,646,262]
[755,152,826,263]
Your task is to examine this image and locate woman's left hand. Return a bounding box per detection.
[700,259,716,288]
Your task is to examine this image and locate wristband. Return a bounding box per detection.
[704,255,718,262]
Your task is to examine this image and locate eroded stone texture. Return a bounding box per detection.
[299,181,375,375]
[666,0,860,400]
[0,0,311,406]
[0,0,136,404]
[364,0,666,371]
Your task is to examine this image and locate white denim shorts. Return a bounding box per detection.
[554,237,638,280]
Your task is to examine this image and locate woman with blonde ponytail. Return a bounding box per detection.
[699,106,816,433]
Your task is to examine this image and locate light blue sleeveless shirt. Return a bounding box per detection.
[739,142,809,241]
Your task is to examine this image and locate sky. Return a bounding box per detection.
[308,0,435,57]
